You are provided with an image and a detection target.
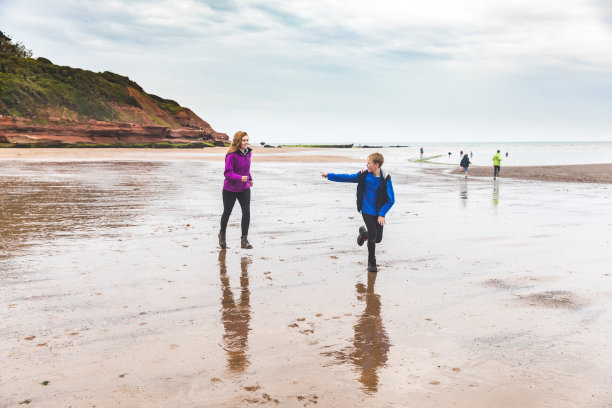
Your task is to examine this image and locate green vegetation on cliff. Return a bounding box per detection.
[0,31,189,123]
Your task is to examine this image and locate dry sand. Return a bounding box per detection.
[1,148,612,407]
[452,163,612,184]
[0,147,361,163]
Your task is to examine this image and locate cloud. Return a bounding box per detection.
[5,0,611,72]
[1,0,611,141]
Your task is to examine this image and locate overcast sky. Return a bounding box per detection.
[1,0,611,143]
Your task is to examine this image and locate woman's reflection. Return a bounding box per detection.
[351,271,391,393]
[218,250,251,372]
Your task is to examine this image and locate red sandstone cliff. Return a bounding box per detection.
[0,115,228,145]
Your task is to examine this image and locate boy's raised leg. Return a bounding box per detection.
[357,226,368,246]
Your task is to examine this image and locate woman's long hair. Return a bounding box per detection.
[227,131,248,155]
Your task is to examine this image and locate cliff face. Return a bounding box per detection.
[0,37,229,145]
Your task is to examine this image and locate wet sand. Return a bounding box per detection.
[2,149,612,407]
[451,163,612,184]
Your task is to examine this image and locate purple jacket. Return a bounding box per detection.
[223,148,253,192]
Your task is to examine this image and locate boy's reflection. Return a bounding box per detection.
[351,271,390,393]
[218,250,251,372]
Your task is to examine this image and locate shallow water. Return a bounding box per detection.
[1,157,612,407]
[407,141,612,166]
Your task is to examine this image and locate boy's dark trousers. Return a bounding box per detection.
[362,213,383,263]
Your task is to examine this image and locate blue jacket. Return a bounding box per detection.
[327,169,395,217]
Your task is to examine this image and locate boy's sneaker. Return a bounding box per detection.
[357,226,368,246]
[368,262,378,273]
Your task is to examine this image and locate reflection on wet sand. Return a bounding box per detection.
[460,180,468,207]
[493,181,500,207]
[0,162,161,260]
[352,271,390,393]
[218,250,252,372]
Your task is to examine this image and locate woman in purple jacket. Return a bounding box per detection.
[219,131,253,249]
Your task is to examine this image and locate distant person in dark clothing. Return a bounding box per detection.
[505,152,508,158]
[420,147,424,158]
[448,152,452,158]
[460,154,471,179]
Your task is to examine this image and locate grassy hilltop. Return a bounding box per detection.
[0,31,225,139]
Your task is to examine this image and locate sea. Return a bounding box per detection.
[410,141,612,166]
[294,141,612,167]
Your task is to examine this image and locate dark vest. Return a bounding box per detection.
[356,170,391,213]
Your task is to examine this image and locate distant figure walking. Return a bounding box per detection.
[470,151,473,159]
[219,131,254,249]
[420,147,424,158]
[460,150,463,156]
[448,152,452,158]
[505,151,508,158]
[460,154,471,179]
[492,150,502,180]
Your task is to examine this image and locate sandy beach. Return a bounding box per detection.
[2,147,612,182]
[2,148,612,407]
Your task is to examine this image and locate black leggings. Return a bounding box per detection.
[494,165,500,177]
[362,213,383,262]
[220,189,251,236]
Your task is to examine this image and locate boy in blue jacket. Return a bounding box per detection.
[321,152,395,272]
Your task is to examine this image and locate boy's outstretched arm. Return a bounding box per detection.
[323,171,360,183]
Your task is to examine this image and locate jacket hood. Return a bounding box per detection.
[363,168,390,179]
[237,147,252,156]
[227,147,252,157]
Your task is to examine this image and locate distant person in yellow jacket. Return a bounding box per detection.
[492,150,502,180]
